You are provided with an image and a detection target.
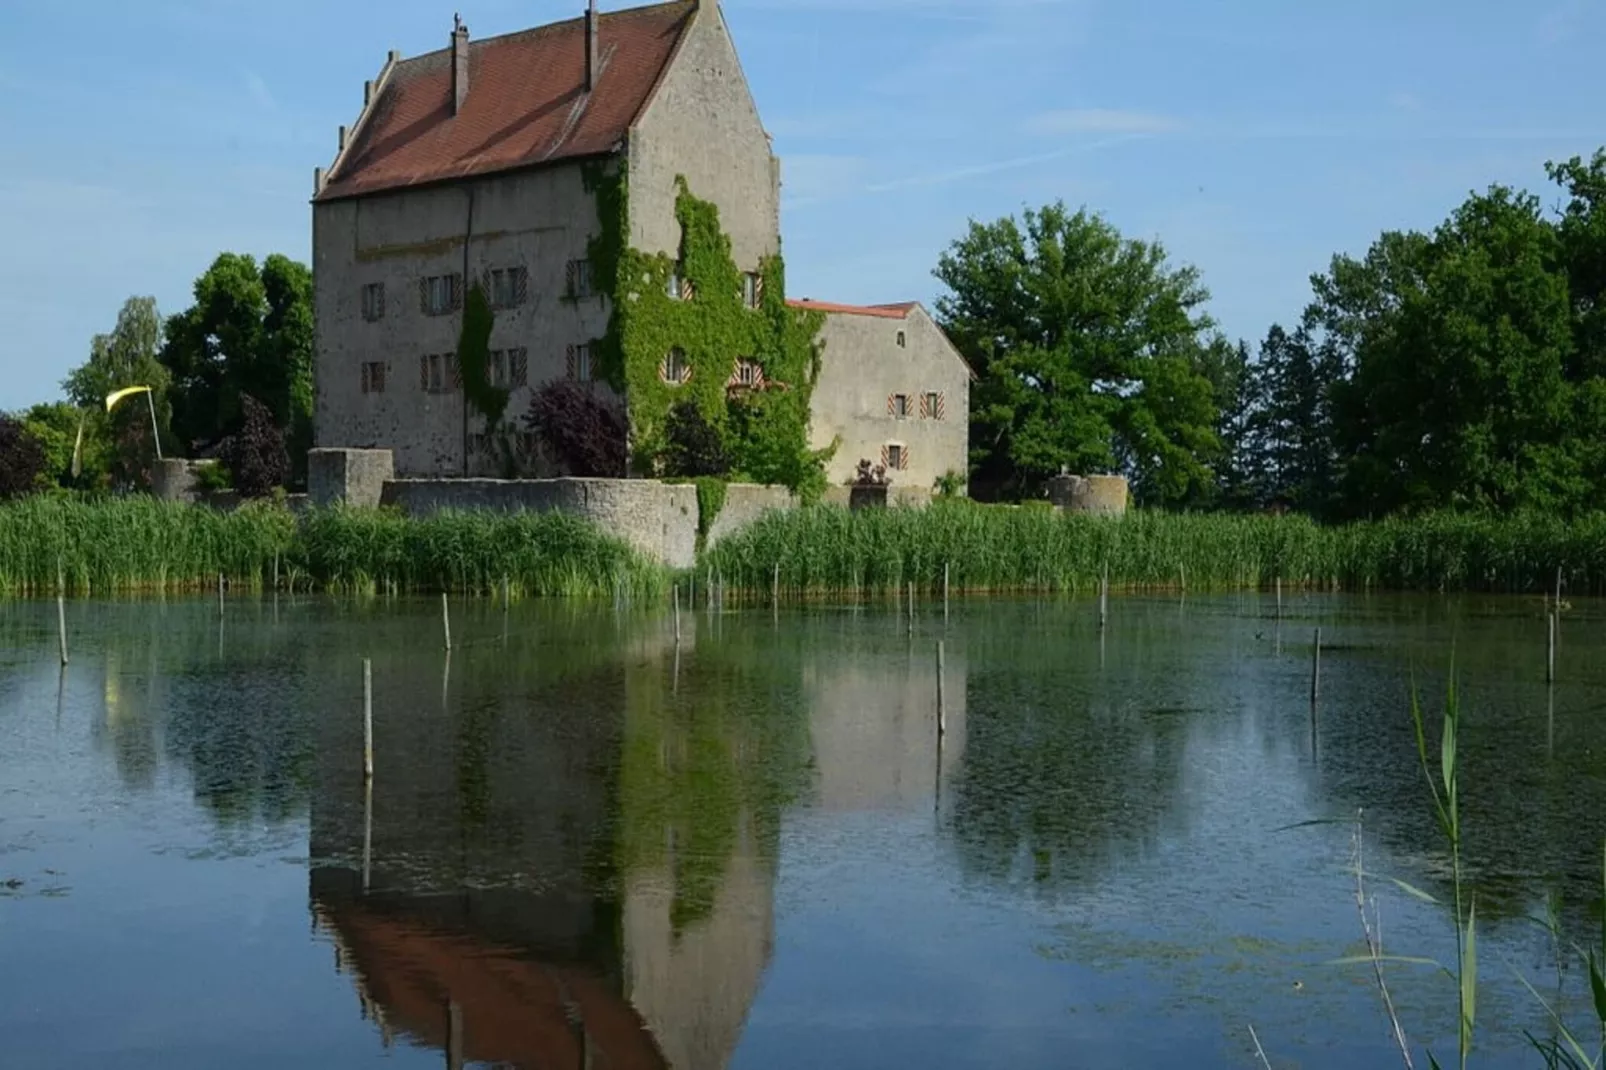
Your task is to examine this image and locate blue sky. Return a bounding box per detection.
[2,0,1603,411]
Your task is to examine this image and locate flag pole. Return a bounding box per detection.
[144,390,162,461]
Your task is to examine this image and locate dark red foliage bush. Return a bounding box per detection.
[526,380,627,477]
[219,394,289,498]
[661,401,729,478]
[0,415,44,499]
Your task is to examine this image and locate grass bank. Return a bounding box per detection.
[701,504,1606,596]
[0,496,667,598]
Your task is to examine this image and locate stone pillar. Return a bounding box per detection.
[308,448,395,509]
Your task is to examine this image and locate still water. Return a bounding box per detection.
[2,592,1604,1069]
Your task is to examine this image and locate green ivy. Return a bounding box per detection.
[581,167,830,495]
[457,283,507,430]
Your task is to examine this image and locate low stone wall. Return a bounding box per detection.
[152,459,221,503]
[381,478,700,569]
[309,448,394,509]
[705,483,795,547]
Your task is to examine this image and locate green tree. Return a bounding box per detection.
[1319,188,1577,516]
[159,253,314,477]
[934,202,1226,504]
[20,403,112,489]
[62,295,173,488]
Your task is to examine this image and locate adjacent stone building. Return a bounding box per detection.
[312,0,971,485]
[796,299,973,491]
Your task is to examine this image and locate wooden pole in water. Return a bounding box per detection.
[441,592,452,652]
[272,553,279,592]
[943,562,951,621]
[1311,628,1322,707]
[908,581,915,638]
[57,592,68,666]
[1098,574,1108,631]
[446,1000,464,1070]
[217,572,225,614]
[773,562,780,608]
[502,574,510,611]
[936,640,947,737]
[1180,562,1187,594]
[673,585,682,645]
[1276,576,1283,617]
[363,658,374,781]
[1547,610,1557,685]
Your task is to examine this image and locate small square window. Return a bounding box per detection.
[924,391,942,419]
[487,266,527,309]
[660,347,690,385]
[569,259,593,299]
[733,358,762,387]
[422,274,461,316]
[891,393,911,419]
[667,266,684,300]
[508,347,528,388]
[886,443,905,470]
[428,354,443,393]
[489,349,508,388]
[360,361,386,394]
[361,283,385,322]
[741,272,762,309]
[896,330,907,348]
[573,343,594,382]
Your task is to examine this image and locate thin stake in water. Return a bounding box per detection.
[908,581,915,638]
[57,592,68,666]
[363,658,374,781]
[1547,610,1557,685]
[441,592,452,652]
[217,572,225,615]
[1311,627,1322,708]
[673,584,683,645]
[773,562,780,607]
[943,562,951,621]
[936,640,947,738]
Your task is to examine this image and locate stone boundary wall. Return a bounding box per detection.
[705,484,795,547]
[380,477,701,569]
[309,448,394,509]
[1047,473,1129,516]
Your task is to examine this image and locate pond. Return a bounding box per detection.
[1,592,1603,1069]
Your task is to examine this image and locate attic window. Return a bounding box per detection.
[742,272,762,309]
[667,265,686,300]
[660,347,690,385]
[896,330,907,348]
[732,358,762,388]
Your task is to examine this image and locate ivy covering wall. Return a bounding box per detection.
[583,165,832,499]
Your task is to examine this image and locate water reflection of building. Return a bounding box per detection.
[802,643,968,812]
[308,626,781,1069]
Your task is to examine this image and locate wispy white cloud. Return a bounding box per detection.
[1537,0,1591,43]
[781,154,871,204]
[1388,92,1424,114]
[243,69,277,112]
[862,133,1150,194]
[1023,108,1182,136]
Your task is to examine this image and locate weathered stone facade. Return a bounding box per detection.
[802,301,973,492]
[311,1,972,489]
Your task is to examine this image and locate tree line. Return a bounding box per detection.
[939,147,1606,518]
[1,252,312,498]
[7,146,1606,520]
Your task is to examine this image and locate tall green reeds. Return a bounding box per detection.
[703,503,1606,596]
[0,496,667,599]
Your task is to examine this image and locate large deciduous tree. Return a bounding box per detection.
[159,253,313,479]
[934,202,1227,504]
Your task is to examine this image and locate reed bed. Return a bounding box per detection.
[702,503,1606,597]
[0,496,667,599]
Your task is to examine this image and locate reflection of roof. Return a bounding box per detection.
[787,299,919,319]
[317,1,696,201]
[313,896,667,1070]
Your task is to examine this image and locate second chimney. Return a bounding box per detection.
[585,0,599,92]
[452,14,470,114]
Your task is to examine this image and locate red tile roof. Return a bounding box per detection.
[786,299,919,319]
[317,1,696,202]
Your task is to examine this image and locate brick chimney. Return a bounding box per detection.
[451,13,470,114]
[585,0,599,92]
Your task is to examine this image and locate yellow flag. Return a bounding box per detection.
[105,385,152,413]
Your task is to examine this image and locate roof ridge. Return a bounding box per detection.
[397,0,695,64]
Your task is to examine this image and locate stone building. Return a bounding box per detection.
[795,299,973,491]
[312,0,971,484]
